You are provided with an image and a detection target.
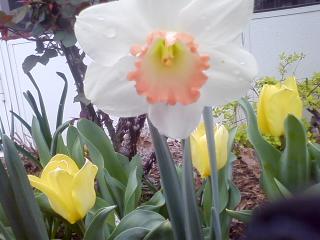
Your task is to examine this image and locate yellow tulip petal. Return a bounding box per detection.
[257,85,271,135]
[191,135,211,178]
[192,122,206,139]
[265,88,302,137]
[284,76,298,91]
[50,154,80,174]
[214,125,229,170]
[257,84,280,135]
[72,160,98,219]
[28,175,78,224]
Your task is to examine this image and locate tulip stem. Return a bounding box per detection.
[203,106,222,240]
[77,221,86,235]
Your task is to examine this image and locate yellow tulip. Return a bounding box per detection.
[257,77,303,137]
[28,154,98,224]
[191,123,229,178]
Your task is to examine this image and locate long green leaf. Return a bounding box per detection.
[31,117,51,166]
[182,138,203,240]
[148,120,186,240]
[50,120,71,155]
[26,72,51,144]
[83,206,116,240]
[55,72,68,129]
[10,111,31,134]
[280,115,309,191]
[0,158,25,239]
[2,135,48,239]
[23,91,51,146]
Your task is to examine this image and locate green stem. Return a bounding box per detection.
[77,220,86,236]
[203,107,222,240]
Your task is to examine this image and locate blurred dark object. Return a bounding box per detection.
[246,195,320,240]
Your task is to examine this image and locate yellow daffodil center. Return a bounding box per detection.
[128,31,209,105]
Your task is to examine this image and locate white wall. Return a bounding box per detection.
[244,4,320,79]
[0,40,80,138]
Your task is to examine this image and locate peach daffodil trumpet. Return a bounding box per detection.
[191,123,229,178]
[28,154,98,224]
[75,0,258,138]
[257,77,303,137]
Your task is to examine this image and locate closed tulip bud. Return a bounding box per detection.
[257,77,303,137]
[28,154,98,224]
[191,123,229,178]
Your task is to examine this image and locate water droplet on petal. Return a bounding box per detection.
[105,28,116,38]
[240,62,245,65]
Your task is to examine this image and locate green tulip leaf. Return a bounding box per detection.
[2,135,48,239]
[226,209,252,223]
[31,117,51,166]
[143,220,175,240]
[108,210,165,240]
[84,206,116,240]
[274,178,292,198]
[124,167,142,215]
[77,119,128,184]
[114,227,149,240]
[138,191,165,212]
[280,115,309,191]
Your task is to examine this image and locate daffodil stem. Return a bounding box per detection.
[203,106,222,240]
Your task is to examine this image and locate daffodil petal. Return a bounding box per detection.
[72,160,98,219]
[28,175,77,224]
[75,1,150,66]
[148,102,202,139]
[199,44,258,107]
[84,57,148,117]
[179,0,254,46]
[134,0,191,29]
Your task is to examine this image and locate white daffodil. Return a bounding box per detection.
[75,0,258,139]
